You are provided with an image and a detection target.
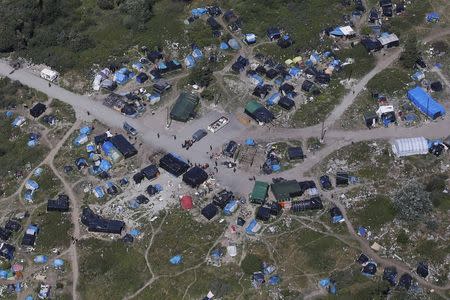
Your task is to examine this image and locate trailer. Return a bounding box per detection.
[40,68,59,82]
[207,116,229,133]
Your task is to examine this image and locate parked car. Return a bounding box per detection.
[192,129,208,142]
[123,122,138,136]
[223,141,238,158]
[320,175,332,190]
[207,116,229,133]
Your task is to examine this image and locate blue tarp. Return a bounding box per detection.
[27,140,38,148]
[24,190,34,202]
[228,39,240,50]
[25,296,33,300]
[268,275,280,285]
[271,164,281,172]
[266,92,281,105]
[289,67,302,77]
[74,134,88,146]
[192,8,207,16]
[0,270,8,279]
[12,116,25,127]
[407,87,446,119]
[26,179,39,191]
[94,186,105,198]
[184,55,196,69]
[224,200,238,215]
[34,168,43,177]
[158,61,167,70]
[132,62,143,70]
[192,48,203,60]
[99,160,112,172]
[53,259,64,268]
[86,143,96,153]
[130,228,141,237]
[220,42,229,50]
[426,12,440,22]
[332,215,344,223]
[128,199,140,209]
[34,255,48,264]
[5,111,13,118]
[244,33,257,44]
[330,28,344,36]
[169,255,183,265]
[102,141,116,155]
[245,138,255,146]
[245,219,260,235]
[250,74,264,85]
[358,226,367,237]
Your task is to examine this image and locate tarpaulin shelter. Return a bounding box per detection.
[184,55,196,69]
[228,39,240,50]
[201,203,218,220]
[220,42,229,50]
[170,92,199,122]
[159,153,190,177]
[224,200,238,215]
[34,255,48,264]
[169,255,183,265]
[245,219,261,235]
[391,137,428,157]
[407,87,445,119]
[180,195,193,210]
[426,12,440,23]
[250,181,269,204]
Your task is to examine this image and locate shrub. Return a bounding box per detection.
[392,181,432,223]
[97,0,115,10]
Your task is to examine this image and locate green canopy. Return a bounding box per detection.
[170,92,199,122]
[250,181,269,204]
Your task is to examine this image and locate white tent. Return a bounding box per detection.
[391,137,428,157]
[40,68,59,81]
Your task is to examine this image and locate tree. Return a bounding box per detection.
[0,25,16,52]
[187,63,214,87]
[240,254,262,275]
[392,181,432,223]
[97,0,115,10]
[400,37,419,69]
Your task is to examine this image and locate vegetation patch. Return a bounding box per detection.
[337,45,377,79]
[349,195,396,231]
[366,67,411,95]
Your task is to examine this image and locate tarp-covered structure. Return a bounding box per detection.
[182,166,208,187]
[407,87,445,119]
[159,153,190,177]
[170,92,199,122]
[250,181,269,204]
[245,100,274,124]
[391,137,428,157]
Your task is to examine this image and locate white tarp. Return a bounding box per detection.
[40,68,59,81]
[391,137,428,157]
[340,26,355,36]
[376,105,394,117]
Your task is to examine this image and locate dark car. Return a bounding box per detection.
[223,140,238,158]
[320,175,332,190]
[123,122,138,136]
[192,129,208,142]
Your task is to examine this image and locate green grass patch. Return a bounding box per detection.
[78,238,148,300]
[415,240,450,264]
[366,67,410,95]
[292,80,346,127]
[337,45,377,79]
[30,205,72,253]
[0,77,48,109]
[49,99,76,124]
[349,195,396,231]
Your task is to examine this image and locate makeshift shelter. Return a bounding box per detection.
[110,135,138,159]
[336,172,349,186]
[81,207,124,234]
[245,219,261,235]
[244,100,274,124]
[30,103,46,118]
[228,39,240,50]
[201,203,218,220]
[141,165,160,180]
[183,166,208,187]
[244,33,257,44]
[398,273,412,290]
[377,33,399,48]
[383,267,398,286]
[417,262,429,278]
[40,68,59,81]
[330,26,355,37]
[256,206,271,222]
[426,12,440,23]
[287,147,304,160]
[290,197,323,212]
[0,243,15,260]
[250,181,269,204]
[224,200,238,215]
[364,112,379,128]
[407,87,445,119]
[102,141,122,163]
[271,180,302,202]
[136,72,148,84]
[47,194,70,212]
[266,93,281,106]
[180,195,193,210]
[267,27,281,40]
[159,153,190,177]
[391,137,428,157]
[361,38,383,52]
[430,81,443,92]
[170,92,199,122]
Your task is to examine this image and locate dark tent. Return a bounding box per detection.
[398,273,412,290]
[207,17,221,30]
[383,267,398,286]
[147,51,163,62]
[141,165,160,180]
[213,190,233,209]
[21,234,36,247]
[298,180,316,193]
[5,220,21,232]
[123,234,134,244]
[361,38,383,52]
[136,72,149,84]
[287,147,304,160]
[253,84,271,99]
[362,262,377,276]
[133,172,145,184]
[159,153,190,177]
[319,175,332,190]
[81,207,124,234]
[416,262,429,278]
[201,203,218,220]
[0,228,11,241]
[290,197,323,212]
[302,80,315,92]
[237,217,246,226]
[0,243,15,260]
[121,104,137,117]
[255,65,267,75]
[244,100,274,124]
[94,133,109,145]
[396,2,405,13]
[267,27,281,40]
[136,195,149,204]
[357,253,369,265]
[183,166,208,188]
[47,194,70,212]
[315,73,331,84]
[364,112,379,128]
[256,206,271,222]
[266,69,279,79]
[146,185,159,196]
[430,81,443,92]
[279,83,295,95]
[271,180,303,202]
[277,37,293,48]
[30,103,47,118]
[278,97,295,110]
[110,135,138,159]
[336,172,349,186]
[330,207,343,218]
[170,92,199,122]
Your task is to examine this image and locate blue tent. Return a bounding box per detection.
[0,270,8,279]
[24,190,34,202]
[169,255,183,265]
[245,219,261,235]
[130,228,141,237]
[25,296,33,300]
[128,199,140,209]
[26,179,39,191]
[34,255,48,264]
[330,28,344,36]
[53,259,64,268]
[289,67,302,77]
[426,12,440,22]
[224,200,238,215]
[245,138,255,146]
[102,141,116,155]
[268,275,280,285]
[228,39,240,50]
[191,8,207,16]
[192,48,203,60]
[184,55,196,69]
[99,160,112,172]
[5,111,13,118]
[93,186,105,198]
[27,139,38,148]
[74,134,88,146]
[266,92,281,105]
[250,74,264,86]
[220,42,229,50]
[407,87,445,119]
[158,61,167,70]
[86,143,96,153]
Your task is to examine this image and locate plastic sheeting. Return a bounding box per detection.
[391,137,428,157]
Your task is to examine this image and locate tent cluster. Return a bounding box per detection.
[201,190,238,221]
[251,262,280,288]
[391,136,448,157]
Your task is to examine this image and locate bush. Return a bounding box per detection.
[392,181,432,223]
[400,37,419,69]
[396,230,409,245]
[187,63,214,87]
[241,254,262,275]
[97,0,115,10]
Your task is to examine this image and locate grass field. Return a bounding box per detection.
[349,195,396,232]
[366,67,411,96]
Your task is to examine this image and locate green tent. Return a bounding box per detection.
[250,181,269,204]
[170,92,199,122]
[271,180,302,202]
[245,100,263,114]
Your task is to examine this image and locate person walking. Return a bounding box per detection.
[210,145,213,151]
[157,133,160,138]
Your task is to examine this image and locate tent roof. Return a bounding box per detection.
[245,100,263,114]
[251,181,269,202]
[271,180,302,201]
[170,92,199,122]
[391,137,428,157]
[407,87,446,119]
